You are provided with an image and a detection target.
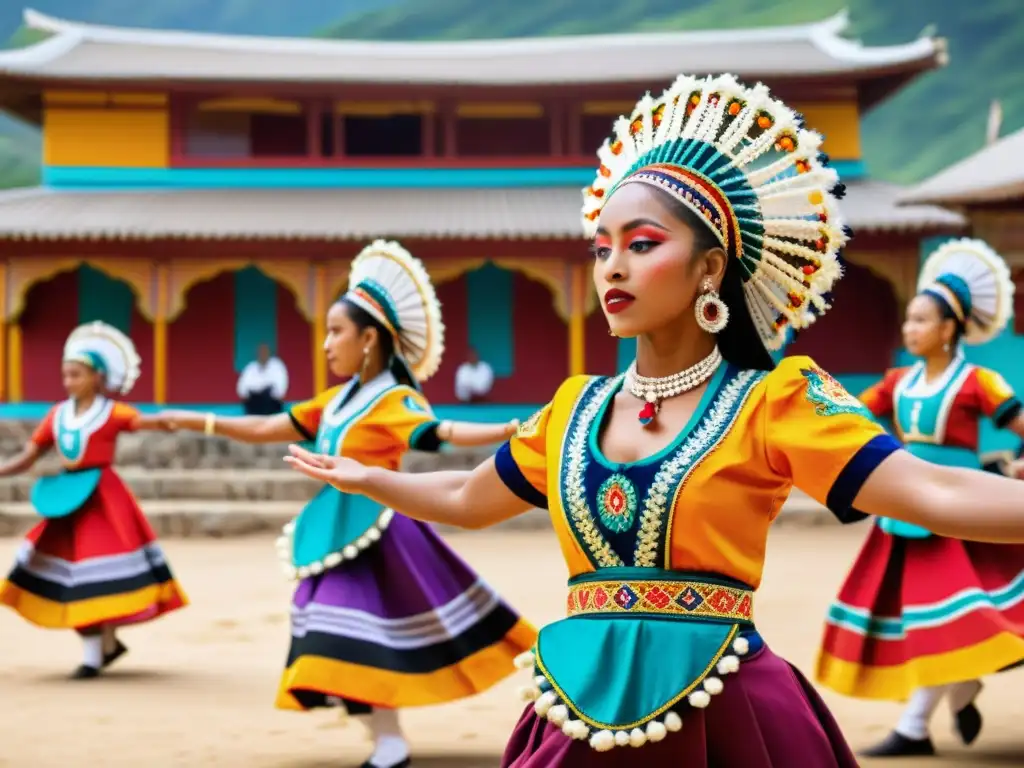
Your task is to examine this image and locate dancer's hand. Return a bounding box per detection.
[284,444,370,492]
[1009,459,1024,479]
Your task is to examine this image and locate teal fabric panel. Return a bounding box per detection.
[467,263,514,377]
[291,486,385,568]
[233,266,278,373]
[536,616,736,728]
[78,265,132,333]
[30,469,102,519]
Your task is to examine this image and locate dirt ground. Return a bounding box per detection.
[1,525,1023,767]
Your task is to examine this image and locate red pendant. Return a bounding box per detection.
[638,401,657,427]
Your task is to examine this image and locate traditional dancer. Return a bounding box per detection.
[285,74,1024,767]
[0,321,187,678]
[815,238,1024,758]
[161,240,536,768]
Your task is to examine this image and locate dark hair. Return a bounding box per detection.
[338,298,420,389]
[921,293,966,349]
[650,187,776,371]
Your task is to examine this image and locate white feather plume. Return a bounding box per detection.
[348,239,445,381]
[917,238,1015,345]
[63,321,142,395]
[581,73,848,351]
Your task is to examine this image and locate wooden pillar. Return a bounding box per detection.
[422,105,437,158]
[549,100,565,157]
[442,101,457,158]
[0,261,6,402]
[307,100,323,158]
[568,262,587,376]
[6,323,21,403]
[312,262,328,394]
[153,262,169,404]
[568,101,582,157]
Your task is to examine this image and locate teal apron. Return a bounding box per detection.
[279,373,401,579]
[877,355,978,539]
[30,398,112,520]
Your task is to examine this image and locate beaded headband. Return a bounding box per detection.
[582,74,849,351]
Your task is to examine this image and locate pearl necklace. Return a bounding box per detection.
[624,347,722,427]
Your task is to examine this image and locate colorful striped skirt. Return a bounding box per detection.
[0,468,188,631]
[816,524,1024,701]
[275,512,537,712]
[502,643,858,767]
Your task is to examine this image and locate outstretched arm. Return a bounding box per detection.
[0,443,43,478]
[856,450,1024,543]
[285,445,533,529]
[440,419,519,448]
[160,410,302,444]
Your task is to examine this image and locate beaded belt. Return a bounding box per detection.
[566,575,754,623]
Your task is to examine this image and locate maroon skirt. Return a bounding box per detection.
[501,644,856,767]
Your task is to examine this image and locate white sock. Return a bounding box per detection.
[947,679,982,714]
[896,685,949,740]
[366,708,409,767]
[81,635,103,669]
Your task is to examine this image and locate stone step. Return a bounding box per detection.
[0,493,834,538]
[0,468,320,503]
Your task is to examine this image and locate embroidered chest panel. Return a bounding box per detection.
[557,368,765,570]
[53,398,115,465]
[894,359,973,445]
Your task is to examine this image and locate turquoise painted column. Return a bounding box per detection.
[78,265,133,333]
[616,337,635,373]
[234,266,278,372]
[466,263,514,376]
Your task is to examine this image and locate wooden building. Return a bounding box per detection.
[0,8,964,416]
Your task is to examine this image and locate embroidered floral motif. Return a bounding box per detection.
[597,474,638,532]
[801,367,870,418]
[517,406,546,439]
[558,370,765,570]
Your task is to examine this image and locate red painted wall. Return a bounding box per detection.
[456,118,550,157]
[167,273,237,403]
[422,272,567,405]
[586,301,619,376]
[276,283,314,401]
[18,270,155,403]
[20,271,77,403]
[787,261,901,373]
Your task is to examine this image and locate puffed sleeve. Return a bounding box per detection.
[858,368,905,419]
[765,356,903,523]
[492,375,589,511]
[112,402,142,432]
[371,388,443,452]
[30,406,57,451]
[288,386,344,441]
[494,401,552,510]
[973,367,1022,428]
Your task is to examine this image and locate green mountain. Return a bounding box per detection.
[1,0,1020,190]
[322,0,1024,187]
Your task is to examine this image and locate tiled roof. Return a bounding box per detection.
[0,9,946,86]
[0,180,964,241]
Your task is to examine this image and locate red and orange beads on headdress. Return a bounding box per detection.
[582,73,849,351]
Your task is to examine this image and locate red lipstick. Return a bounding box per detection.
[604,288,636,314]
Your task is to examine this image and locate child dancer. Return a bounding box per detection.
[816,238,1024,757]
[0,321,187,678]
[162,240,536,768]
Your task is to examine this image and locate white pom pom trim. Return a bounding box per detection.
[277,507,395,580]
[518,635,751,750]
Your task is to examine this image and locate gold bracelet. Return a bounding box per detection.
[204,413,217,436]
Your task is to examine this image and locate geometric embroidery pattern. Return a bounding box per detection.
[567,578,754,623]
[801,366,871,418]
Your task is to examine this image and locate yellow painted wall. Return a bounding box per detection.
[792,101,861,161]
[43,91,170,167]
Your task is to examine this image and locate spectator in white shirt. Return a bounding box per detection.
[454,347,494,403]
[237,343,289,415]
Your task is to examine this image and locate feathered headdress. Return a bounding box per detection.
[344,240,445,381]
[63,321,142,395]
[917,238,1015,345]
[582,73,848,351]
